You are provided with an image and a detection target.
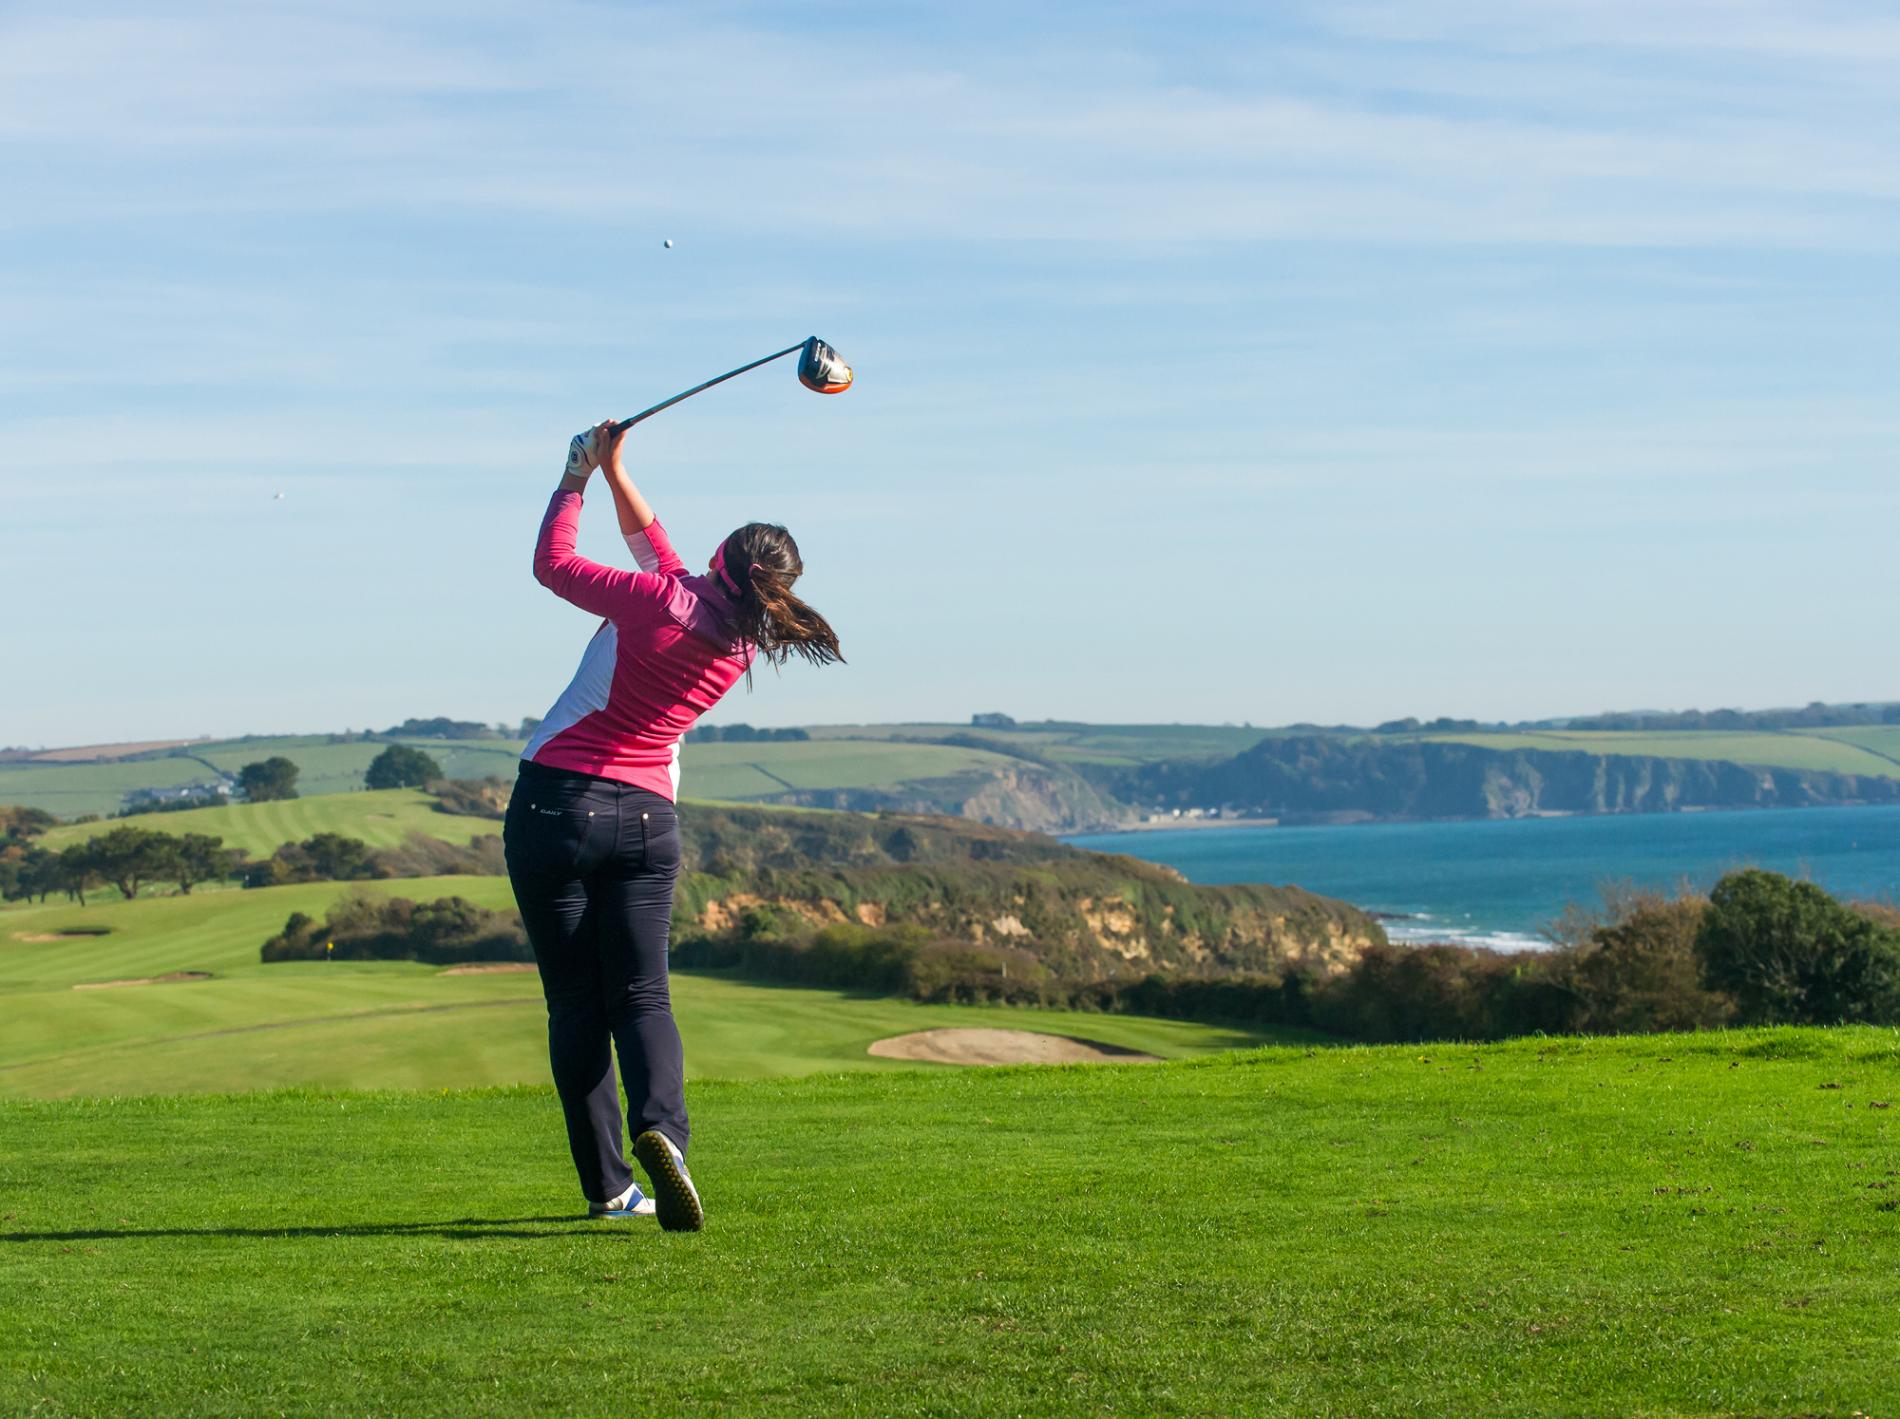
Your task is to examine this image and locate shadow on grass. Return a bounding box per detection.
[2,1216,623,1244]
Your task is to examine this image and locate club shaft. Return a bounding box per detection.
[613,343,805,433]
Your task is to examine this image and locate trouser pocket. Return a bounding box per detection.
[505,780,604,876]
[637,801,683,874]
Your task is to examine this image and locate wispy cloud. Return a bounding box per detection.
[2,1,1896,742]
[3,1,1895,248]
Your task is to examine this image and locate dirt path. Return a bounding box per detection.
[868,1027,1161,1066]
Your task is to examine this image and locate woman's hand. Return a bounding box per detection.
[560,420,618,493]
[597,420,628,480]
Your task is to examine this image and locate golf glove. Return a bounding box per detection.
[564,427,601,480]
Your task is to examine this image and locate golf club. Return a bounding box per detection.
[614,336,853,434]
[566,338,852,477]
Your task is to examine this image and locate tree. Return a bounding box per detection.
[81,827,177,901]
[56,843,104,905]
[365,744,443,790]
[383,717,492,739]
[1696,869,1900,1025]
[170,833,240,895]
[0,843,59,902]
[0,805,55,839]
[247,832,385,887]
[238,757,300,802]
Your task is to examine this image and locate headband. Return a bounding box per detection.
[710,545,763,595]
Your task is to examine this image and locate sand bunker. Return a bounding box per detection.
[14,929,112,942]
[438,962,539,976]
[73,971,213,991]
[868,1027,1161,1066]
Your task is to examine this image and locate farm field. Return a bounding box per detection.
[39,788,498,858]
[0,734,521,817]
[1813,724,1900,766]
[1428,728,1900,779]
[0,881,1274,1098]
[678,737,1023,800]
[4,1028,1897,1414]
[808,720,1278,765]
[0,755,219,818]
[1,733,1025,818]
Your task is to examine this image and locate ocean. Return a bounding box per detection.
[1064,804,1900,950]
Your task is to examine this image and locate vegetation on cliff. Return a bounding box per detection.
[670,803,1382,980]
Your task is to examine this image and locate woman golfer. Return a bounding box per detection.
[505,421,842,1230]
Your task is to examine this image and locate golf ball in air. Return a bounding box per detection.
[663,239,673,249]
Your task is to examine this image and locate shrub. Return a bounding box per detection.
[261,892,529,965]
[1695,869,1900,1025]
[244,832,386,888]
[426,777,511,820]
[372,833,506,878]
[1308,942,1568,1043]
[1548,892,1734,1034]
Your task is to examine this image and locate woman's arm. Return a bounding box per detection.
[597,422,689,577]
[597,422,657,535]
[532,426,669,617]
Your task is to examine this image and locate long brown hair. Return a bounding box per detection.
[715,522,843,679]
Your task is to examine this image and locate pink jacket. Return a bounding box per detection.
[522,490,753,799]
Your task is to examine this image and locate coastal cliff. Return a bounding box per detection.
[674,804,1382,980]
[1119,736,1900,821]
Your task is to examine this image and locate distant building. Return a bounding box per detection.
[120,780,233,811]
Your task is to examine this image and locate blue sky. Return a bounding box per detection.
[3,0,1896,746]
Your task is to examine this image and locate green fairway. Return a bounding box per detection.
[0,881,1276,1098]
[39,788,499,858]
[3,1029,1897,1415]
[1430,728,1900,779]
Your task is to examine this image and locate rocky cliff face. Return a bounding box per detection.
[1123,736,1900,820]
[672,804,1384,981]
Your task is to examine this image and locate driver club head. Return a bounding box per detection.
[797,336,853,395]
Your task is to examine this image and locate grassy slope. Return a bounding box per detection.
[0,756,214,817]
[38,788,498,857]
[808,721,1276,766]
[1428,729,1900,779]
[679,739,1025,800]
[1814,724,1900,767]
[3,1029,1897,1415]
[0,883,1276,1099]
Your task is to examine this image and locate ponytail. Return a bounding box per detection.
[717,523,844,681]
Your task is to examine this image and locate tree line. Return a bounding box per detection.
[2,821,506,904]
[2,824,241,905]
[1,746,454,903]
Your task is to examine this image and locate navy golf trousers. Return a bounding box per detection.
[503,760,688,1205]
